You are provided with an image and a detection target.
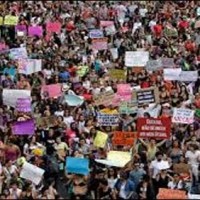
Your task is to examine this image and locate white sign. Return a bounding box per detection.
[146,59,162,71]
[110,48,118,60]
[125,51,149,67]
[163,68,182,81]
[89,29,104,38]
[105,25,116,35]
[178,71,198,82]
[3,89,31,108]
[9,47,28,59]
[20,162,44,185]
[172,108,194,124]
[17,59,42,74]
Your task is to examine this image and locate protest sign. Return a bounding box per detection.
[137,117,171,139]
[89,29,103,38]
[108,69,126,80]
[64,94,84,106]
[146,59,162,71]
[172,108,194,124]
[93,131,108,148]
[15,25,27,35]
[9,47,28,59]
[112,131,137,146]
[41,84,62,99]
[3,89,31,108]
[46,22,61,33]
[164,26,178,38]
[195,20,200,29]
[93,91,115,106]
[107,151,131,167]
[66,157,89,175]
[133,87,160,106]
[17,59,42,74]
[16,98,31,113]
[77,65,89,77]
[157,188,187,199]
[100,21,114,27]
[178,71,198,82]
[110,48,118,60]
[92,38,108,50]
[36,116,57,128]
[4,15,18,25]
[125,51,149,67]
[105,25,116,35]
[117,84,132,101]
[163,68,182,81]
[97,113,119,126]
[119,101,138,114]
[160,58,174,68]
[20,162,44,185]
[12,119,35,135]
[28,26,43,37]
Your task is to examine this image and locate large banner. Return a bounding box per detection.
[137,117,171,139]
[125,51,149,67]
[112,131,137,146]
[172,108,194,124]
[97,113,119,126]
[133,87,160,106]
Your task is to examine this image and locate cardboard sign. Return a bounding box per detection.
[133,87,160,106]
[12,119,35,135]
[89,29,103,38]
[92,38,108,50]
[163,68,182,81]
[125,51,149,67]
[93,131,108,148]
[108,69,126,80]
[137,117,171,139]
[97,113,119,126]
[93,91,115,106]
[157,188,187,199]
[4,15,19,25]
[36,116,57,128]
[172,108,194,124]
[119,101,138,114]
[112,131,137,146]
[66,157,89,175]
[20,162,44,185]
[146,59,162,71]
[160,58,174,68]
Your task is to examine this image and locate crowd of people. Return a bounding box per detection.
[0,0,199,199]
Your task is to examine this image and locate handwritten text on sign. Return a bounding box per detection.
[172,108,194,124]
[137,117,171,139]
[97,113,119,126]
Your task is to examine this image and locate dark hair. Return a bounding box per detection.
[107,168,118,179]
[155,152,163,157]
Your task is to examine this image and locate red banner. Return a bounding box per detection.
[112,131,137,146]
[137,117,171,139]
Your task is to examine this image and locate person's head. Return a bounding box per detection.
[99,179,108,189]
[96,169,105,180]
[156,152,163,162]
[56,137,61,144]
[107,167,117,178]
[150,138,156,145]
[120,171,128,180]
[173,140,180,148]
[173,173,180,182]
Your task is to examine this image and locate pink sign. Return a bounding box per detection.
[46,22,61,33]
[92,38,108,51]
[100,21,114,27]
[117,84,132,101]
[28,26,43,37]
[0,43,8,51]
[42,84,62,99]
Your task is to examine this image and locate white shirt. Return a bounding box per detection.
[64,116,74,126]
[185,150,200,165]
[54,110,64,117]
[119,182,127,199]
[168,180,183,189]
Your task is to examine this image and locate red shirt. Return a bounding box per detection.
[153,24,162,37]
[179,20,189,29]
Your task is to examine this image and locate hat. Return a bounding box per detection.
[62,83,70,92]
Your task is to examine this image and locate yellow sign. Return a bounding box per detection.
[107,151,131,167]
[109,69,126,80]
[0,17,3,25]
[93,131,108,148]
[4,15,19,25]
[77,65,89,77]
[100,108,118,114]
